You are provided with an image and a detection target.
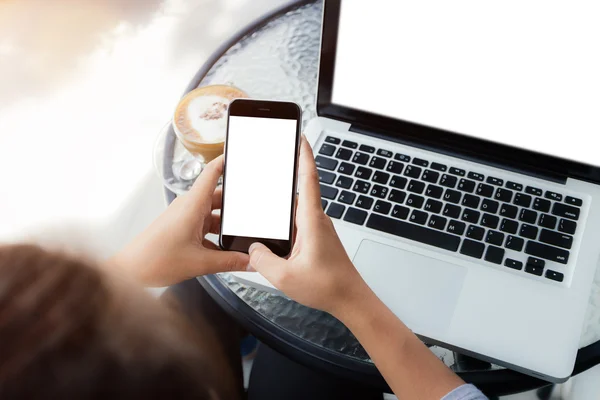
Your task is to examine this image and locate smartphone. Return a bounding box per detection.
[219,99,302,257]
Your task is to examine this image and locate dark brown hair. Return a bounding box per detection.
[0,244,219,399]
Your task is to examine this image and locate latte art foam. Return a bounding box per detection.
[180,95,229,143]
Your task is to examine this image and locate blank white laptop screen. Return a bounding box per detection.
[332,1,600,167]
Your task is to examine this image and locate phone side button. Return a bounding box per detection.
[344,208,368,225]
[326,203,346,219]
[320,184,338,200]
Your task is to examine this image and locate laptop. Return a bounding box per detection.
[233,0,600,382]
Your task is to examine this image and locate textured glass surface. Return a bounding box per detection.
[187,0,599,371]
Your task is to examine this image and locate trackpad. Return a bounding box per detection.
[353,240,467,334]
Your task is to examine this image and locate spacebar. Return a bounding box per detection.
[366,214,461,252]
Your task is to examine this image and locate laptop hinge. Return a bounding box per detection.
[349,124,568,185]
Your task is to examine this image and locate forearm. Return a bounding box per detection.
[334,285,464,400]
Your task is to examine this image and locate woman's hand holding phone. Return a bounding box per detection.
[248,137,374,318]
[112,155,249,287]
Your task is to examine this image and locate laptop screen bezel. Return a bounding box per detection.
[317,0,600,185]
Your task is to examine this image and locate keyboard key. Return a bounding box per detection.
[487,176,504,186]
[413,158,429,167]
[495,188,513,203]
[391,205,410,220]
[428,215,447,230]
[374,200,392,215]
[545,191,563,202]
[467,225,485,240]
[319,143,336,156]
[485,245,505,264]
[326,203,345,219]
[481,213,500,229]
[505,235,524,251]
[408,180,426,194]
[352,152,370,165]
[443,189,462,204]
[321,199,328,210]
[500,219,519,234]
[505,259,523,270]
[355,166,373,180]
[338,190,356,205]
[506,181,523,191]
[372,171,390,184]
[533,198,551,213]
[335,176,353,189]
[552,203,580,220]
[447,220,466,235]
[462,209,481,224]
[525,264,544,276]
[369,156,387,169]
[443,204,461,219]
[539,229,573,250]
[481,199,499,214]
[425,185,444,199]
[468,172,485,181]
[366,214,461,251]
[377,149,393,158]
[406,194,425,208]
[320,184,338,199]
[449,167,466,176]
[395,153,411,162]
[476,183,494,198]
[526,186,543,196]
[565,196,583,207]
[538,214,557,229]
[457,179,476,193]
[431,162,447,172]
[424,199,443,214]
[325,136,340,145]
[370,184,389,199]
[315,156,338,170]
[338,162,355,175]
[499,204,518,219]
[545,270,564,282]
[409,210,428,225]
[386,161,404,174]
[440,174,458,188]
[558,218,577,235]
[520,224,538,239]
[356,195,374,210]
[335,147,353,161]
[527,256,545,268]
[342,140,358,149]
[421,169,439,183]
[513,193,532,208]
[318,169,336,184]
[352,180,371,194]
[525,241,569,264]
[485,230,505,246]
[344,207,368,225]
[462,194,480,209]
[390,175,408,189]
[404,165,422,179]
[519,209,538,224]
[460,239,485,259]
[389,189,407,204]
[359,144,375,153]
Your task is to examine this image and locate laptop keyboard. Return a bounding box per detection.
[316,135,584,284]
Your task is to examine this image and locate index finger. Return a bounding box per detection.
[189,155,224,199]
[297,136,323,213]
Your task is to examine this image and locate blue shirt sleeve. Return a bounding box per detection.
[441,384,488,400]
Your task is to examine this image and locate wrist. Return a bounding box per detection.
[328,278,378,324]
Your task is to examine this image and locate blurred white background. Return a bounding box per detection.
[0,0,286,254]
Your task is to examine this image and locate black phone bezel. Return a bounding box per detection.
[318,0,600,185]
[219,98,302,257]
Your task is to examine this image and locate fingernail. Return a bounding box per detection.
[248,243,259,254]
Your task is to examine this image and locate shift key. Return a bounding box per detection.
[525,241,570,264]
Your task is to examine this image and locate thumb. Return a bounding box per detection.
[249,242,286,283]
[200,249,250,274]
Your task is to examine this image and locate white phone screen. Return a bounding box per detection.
[221,115,298,241]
